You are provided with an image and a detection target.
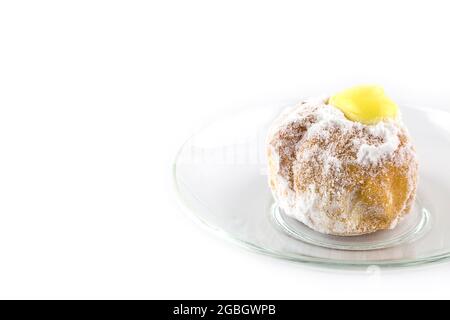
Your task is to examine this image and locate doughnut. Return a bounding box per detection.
[267,86,418,236]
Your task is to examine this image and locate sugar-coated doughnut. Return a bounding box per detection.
[267,96,418,236]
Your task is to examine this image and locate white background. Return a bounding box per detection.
[0,0,449,299]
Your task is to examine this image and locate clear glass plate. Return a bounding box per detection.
[173,103,450,268]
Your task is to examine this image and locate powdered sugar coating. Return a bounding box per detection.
[267,97,418,235]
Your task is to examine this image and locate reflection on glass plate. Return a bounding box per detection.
[173,103,450,268]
